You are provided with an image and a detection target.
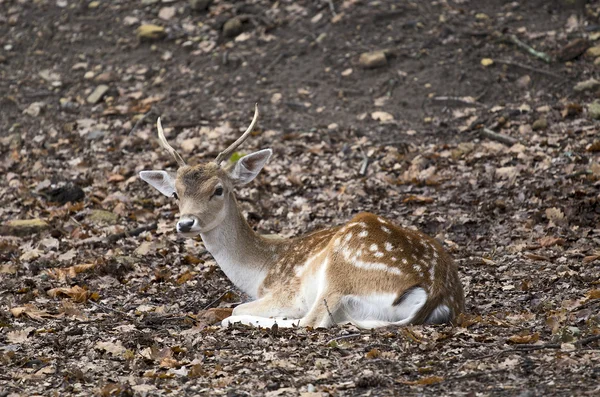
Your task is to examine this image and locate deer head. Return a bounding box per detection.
[139,105,271,235]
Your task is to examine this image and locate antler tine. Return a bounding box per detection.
[215,104,259,165]
[156,117,186,167]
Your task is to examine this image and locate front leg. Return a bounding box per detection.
[222,293,303,328]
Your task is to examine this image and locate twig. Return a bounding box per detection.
[566,169,593,179]
[325,0,337,16]
[326,333,362,345]
[129,107,155,136]
[480,127,518,146]
[357,143,370,176]
[505,35,553,63]
[432,96,485,108]
[203,289,233,310]
[323,298,336,326]
[267,53,284,71]
[105,223,157,243]
[576,334,600,347]
[495,59,563,80]
[88,301,139,325]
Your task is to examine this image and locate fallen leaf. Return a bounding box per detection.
[44,263,95,282]
[481,58,494,66]
[538,236,565,248]
[10,305,63,321]
[47,285,94,303]
[371,111,394,122]
[95,340,126,357]
[400,376,444,385]
[508,332,539,344]
[6,327,35,343]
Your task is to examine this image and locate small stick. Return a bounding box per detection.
[265,53,284,71]
[326,333,362,345]
[505,35,553,64]
[495,59,563,80]
[480,127,518,146]
[432,96,485,108]
[325,0,337,16]
[203,289,233,310]
[323,299,336,326]
[357,143,370,176]
[105,223,157,243]
[129,107,155,136]
[576,334,600,347]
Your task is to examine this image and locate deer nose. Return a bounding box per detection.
[177,218,197,233]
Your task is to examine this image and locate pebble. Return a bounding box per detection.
[587,101,600,120]
[532,117,548,131]
[1,219,49,236]
[88,210,119,224]
[223,17,243,38]
[586,46,600,57]
[190,0,211,11]
[87,84,109,104]
[137,24,166,41]
[359,51,387,69]
[23,102,44,117]
[574,78,600,92]
[94,71,118,83]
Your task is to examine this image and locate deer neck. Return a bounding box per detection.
[200,195,276,298]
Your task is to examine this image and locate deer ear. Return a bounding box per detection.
[139,170,177,197]
[227,149,272,186]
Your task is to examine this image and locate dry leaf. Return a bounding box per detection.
[538,236,565,248]
[10,305,63,321]
[400,376,444,385]
[44,263,95,282]
[508,332,540,344]
[95,340,126,356]
[6,327,35,343]
[47,285,94,303]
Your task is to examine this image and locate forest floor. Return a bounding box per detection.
[1,0,600,395]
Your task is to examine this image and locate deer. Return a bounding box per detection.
[139,105,465,329]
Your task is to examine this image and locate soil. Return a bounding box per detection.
[1,0,600,396]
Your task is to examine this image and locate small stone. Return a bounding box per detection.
[45,184,85,205]
[141,0,159,4]
[518,124,532,135]
[23,102,44,117]
[88,210,118,224]
[86,84,109,104]
[223,17,243,38]
[574,78,600,92]
[190,0,211,11]
[587,101,600,120]
[88,1,100,8]
[586,46,600,57]
[1,219,50,236]
[557,38,589,62]
[94,71,118,83]
[137,24,166,41]
[516,75,531,88]
[84,71,95,80]
[594,57,600,66]
[532,117,548,131]
[158,6,176,20]
[359,51,387,69]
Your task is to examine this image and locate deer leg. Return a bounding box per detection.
[299,292,344,328]
[221,293,302,328]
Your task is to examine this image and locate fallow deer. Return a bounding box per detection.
[139,105,465,329]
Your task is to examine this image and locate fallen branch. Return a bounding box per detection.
[432,96,485,108]
[105,223,157,243]
[325,0,337,16]
[129,107,155,136]
[357,143,370,176]
[203,289,234,310]
[505,35,553,63]
[326,333,362,345]
[576,334,600,347]
[480,127,519,146]
[495,59,562,80]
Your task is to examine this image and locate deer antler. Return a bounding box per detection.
[156,117,186,167]
[215,104,259,165]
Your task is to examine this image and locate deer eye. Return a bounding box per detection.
[213,186,224,197]
[172,192,179,200]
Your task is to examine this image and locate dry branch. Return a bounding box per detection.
[504,35,553,63]
[480,128,519,146]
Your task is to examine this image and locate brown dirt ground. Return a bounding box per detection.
[1,0,600,396]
